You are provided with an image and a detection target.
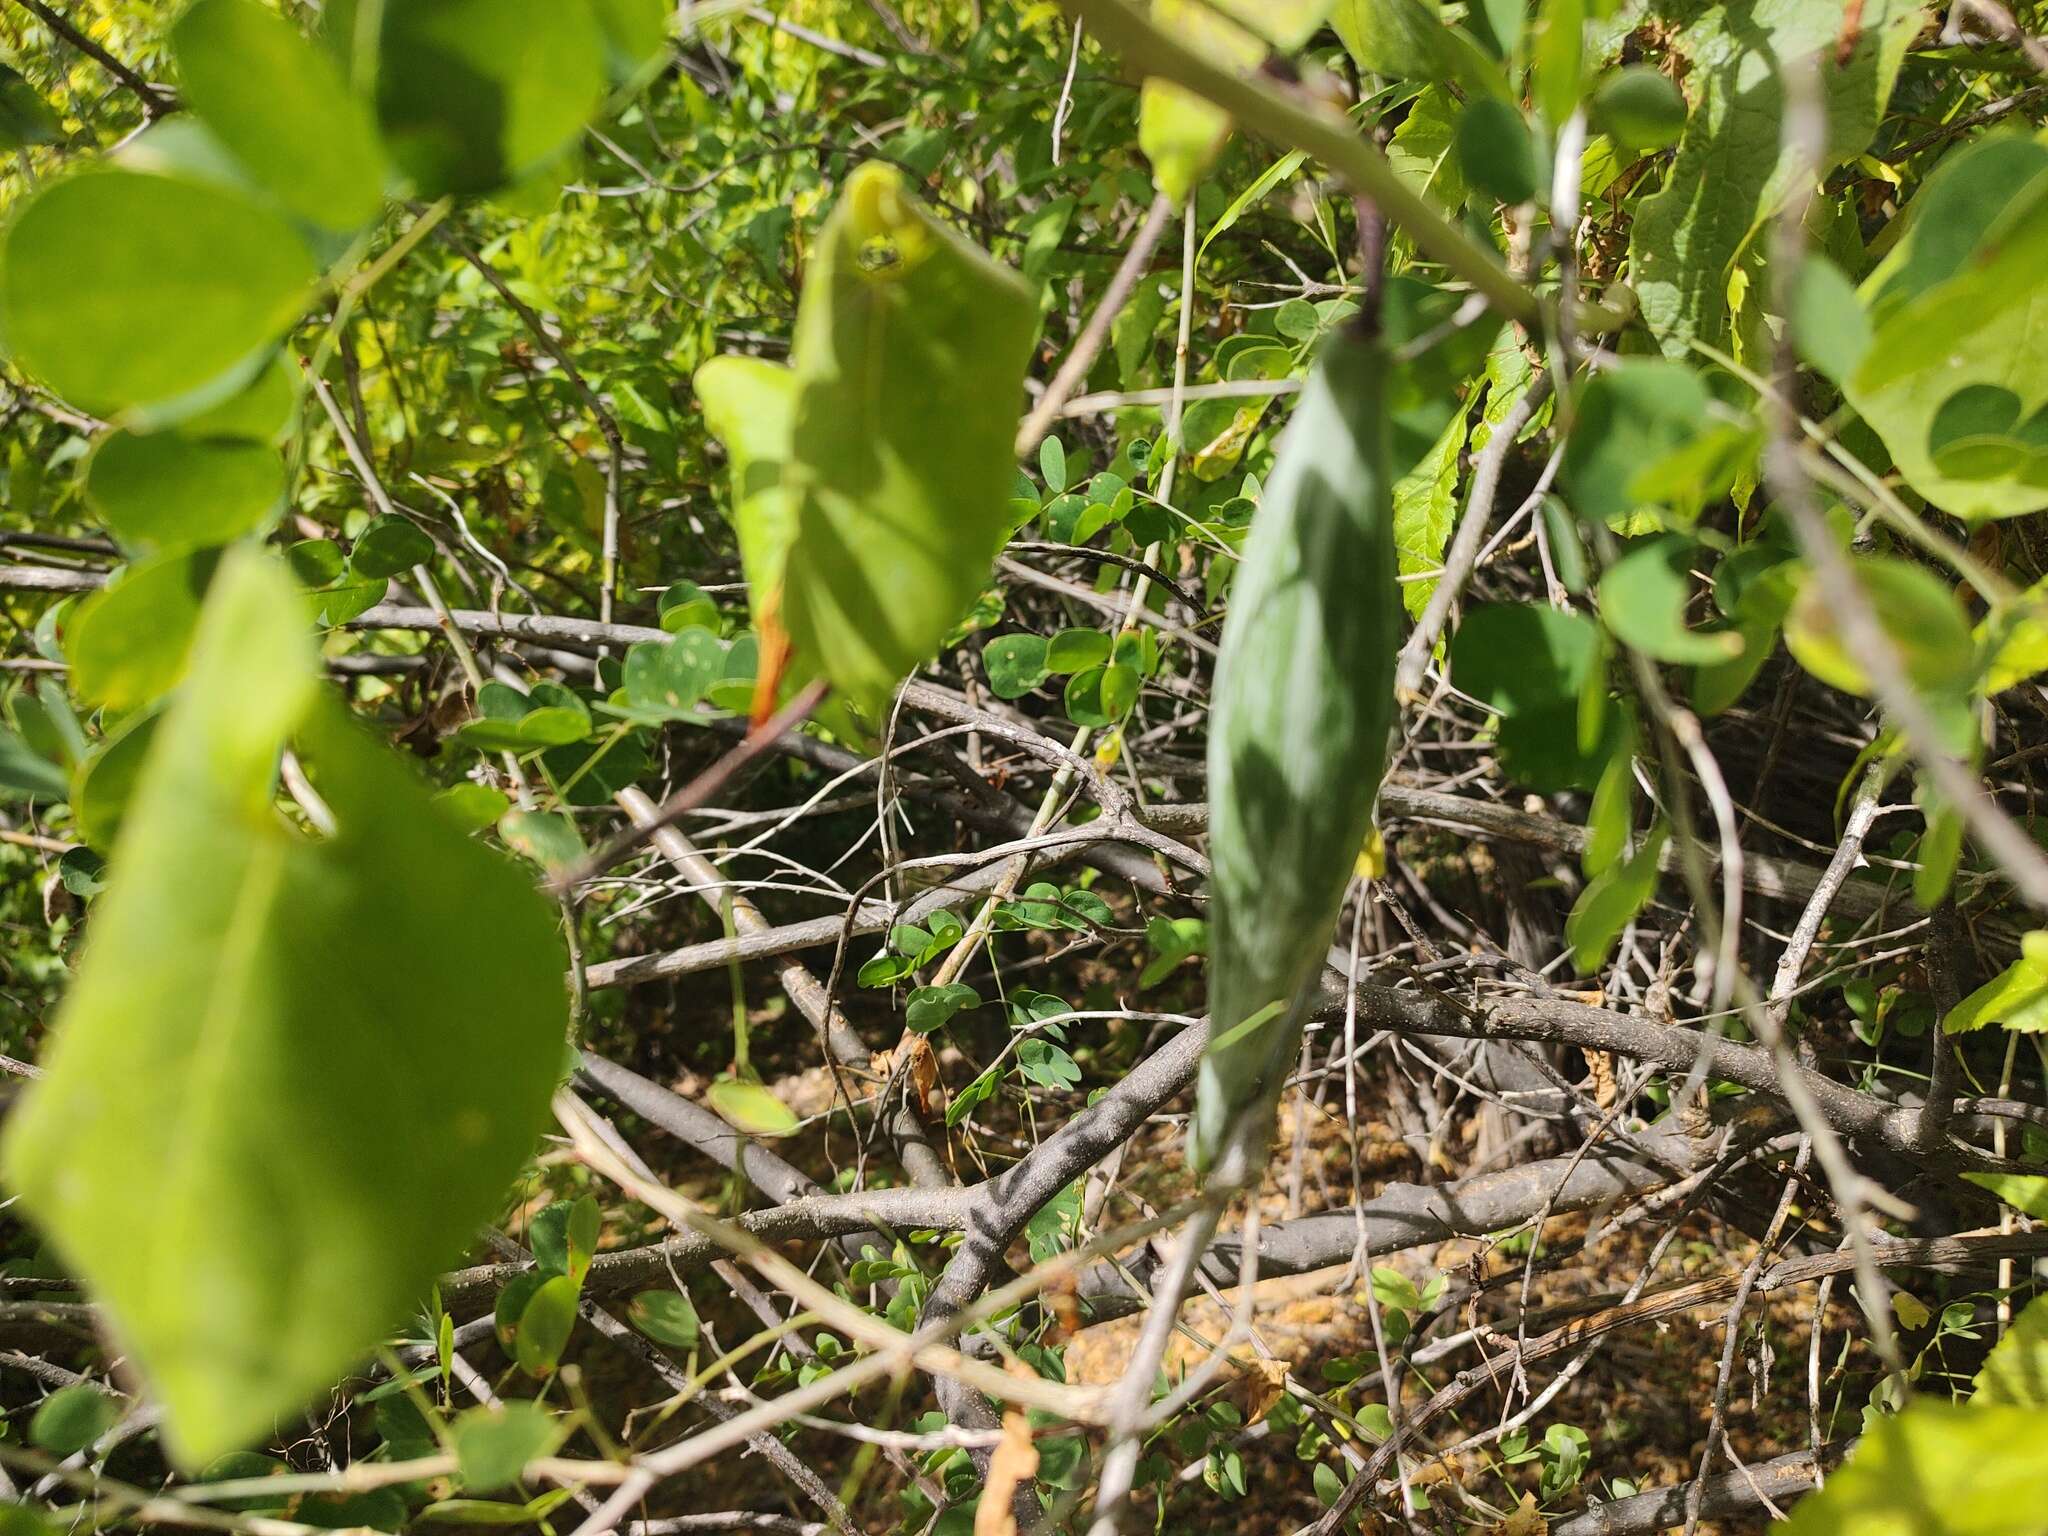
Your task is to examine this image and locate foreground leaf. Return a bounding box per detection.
[373,0,607,197]
[1199,329,1399,1176]
[172,0,387,231]
[778,163,1037,714]
[0,169,317,415]
[1973,1294,2048,1409]
[1779,1399,2048,1536]
[693,355,799,643]
[1943,933,2048,1034]
[2,550,567,1465]
[1847,162,2048,521]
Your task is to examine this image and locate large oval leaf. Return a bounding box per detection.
[778,163,1037,714]
[1784,557,1974,698]
[3,550,568,1466]
[172,0,387,230]
[0,170,317,414]
[86,430,283,552]
[1847,168,2048,521]
[66,549,220,709]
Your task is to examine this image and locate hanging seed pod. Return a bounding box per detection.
[1194,327,1401,1180]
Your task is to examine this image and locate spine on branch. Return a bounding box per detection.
[1195,326,1400,1178]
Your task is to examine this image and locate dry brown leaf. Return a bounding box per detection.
[904,1034,940,1118]
[1488,1491,1548,1536]
[1584,1048,1617,1109]
[1238,1355,1291,1424]
[974,1409,1040,1536]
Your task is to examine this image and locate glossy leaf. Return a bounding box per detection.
[513,1275,579,1377]
[1332,0,1498,92]
[621,630,722,718]
[1862,135,2048,330]
[350,516,436,581]
[71,709,160,851]
[1387,88,1468,213]
[2,550,568,1466]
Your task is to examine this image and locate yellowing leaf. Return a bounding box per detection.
[1488,1492,1548,1536]
[705,1076,801,1138]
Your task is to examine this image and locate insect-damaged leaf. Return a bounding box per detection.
[2,549,567,1467]
[776,163,1037,715]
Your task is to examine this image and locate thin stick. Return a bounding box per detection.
[553,679,830,891]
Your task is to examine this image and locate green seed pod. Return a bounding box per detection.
[1194,328,1400,1180]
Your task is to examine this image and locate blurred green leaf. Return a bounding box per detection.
[0,170,316,414]
[172,0,387,230]
[2,550,568,1466]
